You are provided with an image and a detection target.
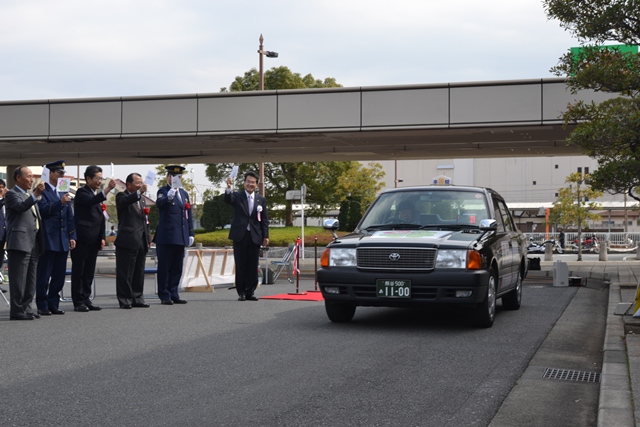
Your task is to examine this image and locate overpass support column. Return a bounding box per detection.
[5,165,20,188]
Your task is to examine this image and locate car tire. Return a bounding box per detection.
[325,300,356,323]
[473,267,496,328]
[502,270,522,310]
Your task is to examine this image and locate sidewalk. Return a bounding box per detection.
[532,260,640,427]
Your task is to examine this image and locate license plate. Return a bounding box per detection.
[376,279,411,298]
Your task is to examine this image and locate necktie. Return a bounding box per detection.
[175,189,182,203]
[247,194,254,231]
[27,194,40,231]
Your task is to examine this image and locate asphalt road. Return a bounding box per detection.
[0,276,594,427]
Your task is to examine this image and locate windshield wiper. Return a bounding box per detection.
[420,224,480,230]
[365,223,422,231]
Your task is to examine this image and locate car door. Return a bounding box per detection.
[495,198,520,292]
[491,196,513,293]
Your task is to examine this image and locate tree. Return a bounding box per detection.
[201,194,233,232]
[334,162,386,231]
[549,172,603,260]
[544,1,640,201]
[221,66,341,92]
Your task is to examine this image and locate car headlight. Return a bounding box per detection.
[329,248,357,267]
[436,250,467,268]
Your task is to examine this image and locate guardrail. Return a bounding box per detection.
[525,232,638,247]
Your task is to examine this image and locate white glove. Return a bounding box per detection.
[167,188,176,200]
[188,236,194,247]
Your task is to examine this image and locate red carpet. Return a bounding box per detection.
[260,291,324,301]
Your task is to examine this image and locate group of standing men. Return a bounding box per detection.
[3,163,195,320]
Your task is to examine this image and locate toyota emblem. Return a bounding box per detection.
[389,253,401,261]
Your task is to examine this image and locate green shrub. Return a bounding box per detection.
[194,226,346,247]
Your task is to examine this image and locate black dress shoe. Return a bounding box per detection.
[10,314,34,320]
[50,307,65,315]
[38,309,52,316]
[119,304,132,309]
[30,312,41,319]
[238,295,246,301]
[132,302,150,308]
[86,304,102,311]
[161,300,174,305]
[74,305,90,312]
[245,295,259,301]
[171,299,187,304]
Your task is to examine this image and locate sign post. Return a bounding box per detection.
[301,184,307,260]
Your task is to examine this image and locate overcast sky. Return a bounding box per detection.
[0,0,578,194]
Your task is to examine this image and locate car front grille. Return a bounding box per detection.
[357,247,436,270]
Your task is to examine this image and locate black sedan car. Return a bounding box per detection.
[317,185,528,327]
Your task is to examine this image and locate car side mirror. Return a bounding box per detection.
[479,219,498,230]
[323,219,340,240]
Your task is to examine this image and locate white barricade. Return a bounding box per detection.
[179,249,235,292]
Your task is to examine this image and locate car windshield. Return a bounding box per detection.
[359,189,490,230]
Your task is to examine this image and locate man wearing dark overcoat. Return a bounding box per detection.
[224,171,269,301]
[115,173,151,309]
[0,178,7,294]
[71,165,116,312]
[35,160,76,316]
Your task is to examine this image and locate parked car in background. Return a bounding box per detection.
[317,185,528,328]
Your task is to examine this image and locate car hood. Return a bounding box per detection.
[331,229,484,248]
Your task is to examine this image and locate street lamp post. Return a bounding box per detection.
[258,34,278,196]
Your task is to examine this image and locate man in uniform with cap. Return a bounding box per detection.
[35,160,76,315]
[154,165,194,305]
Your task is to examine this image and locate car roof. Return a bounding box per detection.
[381,185,499,197]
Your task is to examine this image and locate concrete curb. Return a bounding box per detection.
[598,282,635,427]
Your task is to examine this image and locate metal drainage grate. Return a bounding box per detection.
[543,368,600,383]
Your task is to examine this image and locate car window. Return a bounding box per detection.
[492,197,506,232]
[498,200,513,232]
[497,200,515,232]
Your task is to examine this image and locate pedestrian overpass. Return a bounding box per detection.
[0,77,612,166]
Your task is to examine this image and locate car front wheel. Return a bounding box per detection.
[325,300,356,323]
[473,267,496,328]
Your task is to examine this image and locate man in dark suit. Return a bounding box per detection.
[35,160,76,316]
[0,178,7,294]
[5,166,46,320]
[71,165,116,312]
[155,165,194,305]
[115,173,151,309]
[224,171,269,301]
